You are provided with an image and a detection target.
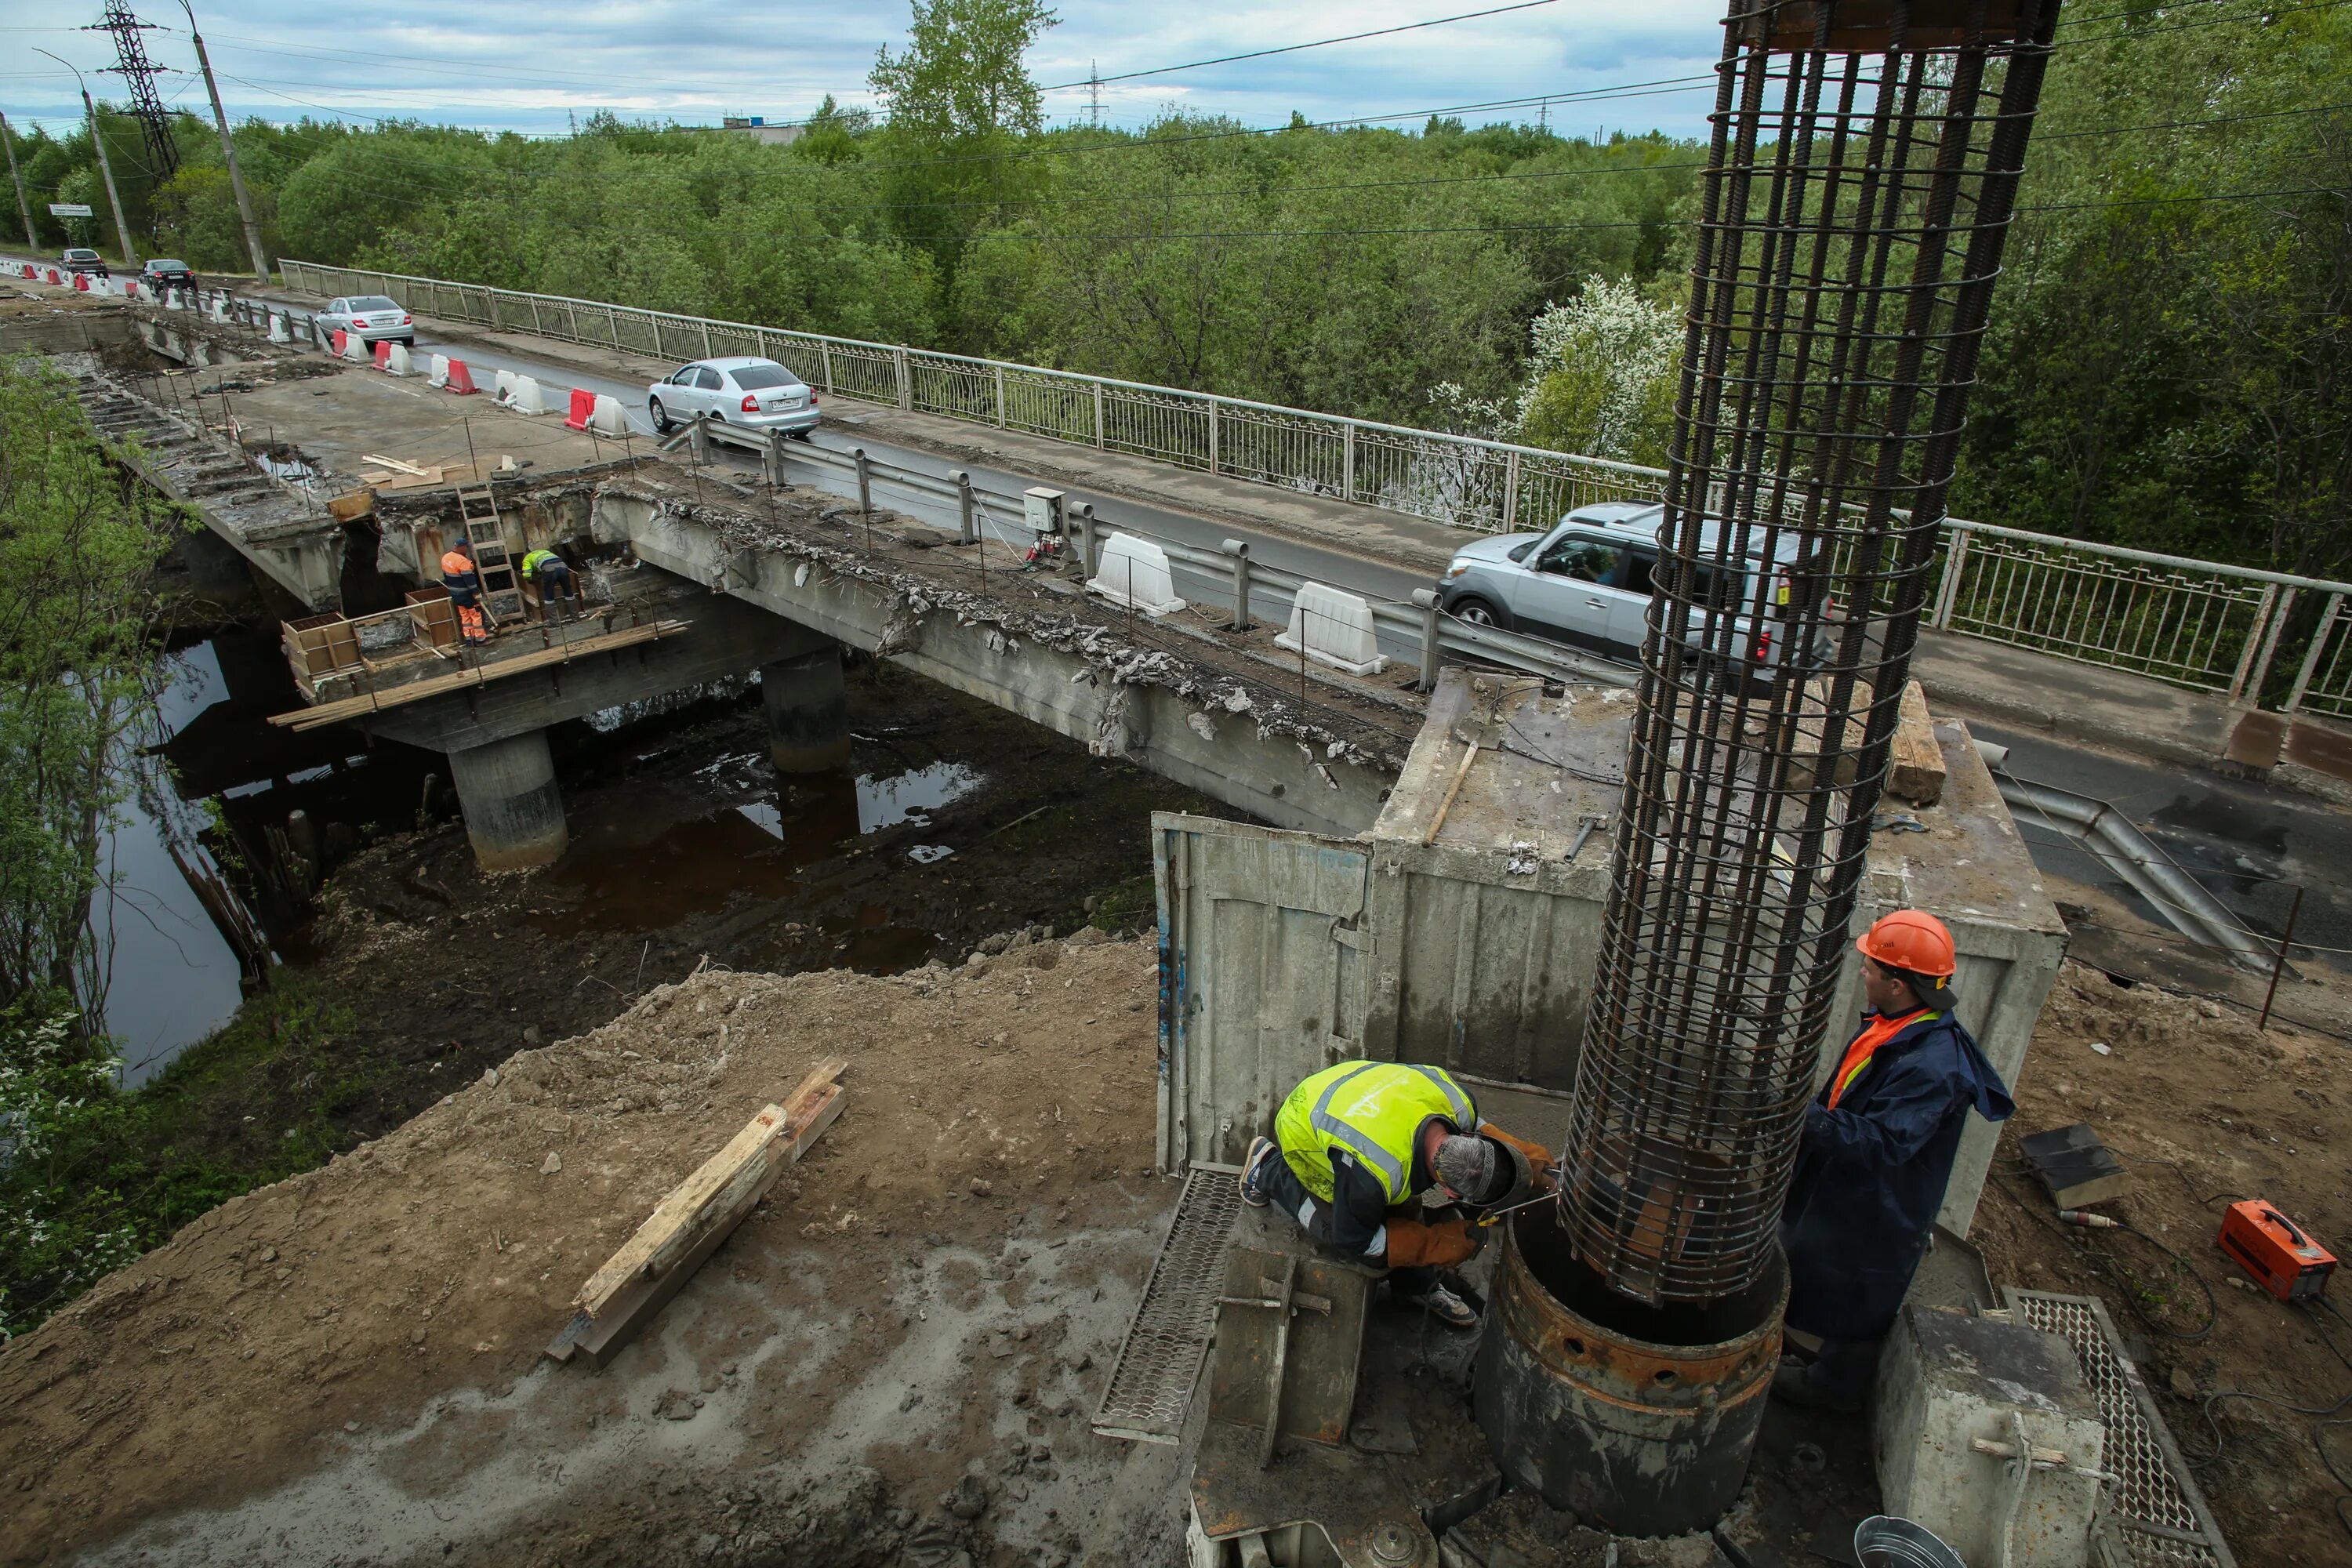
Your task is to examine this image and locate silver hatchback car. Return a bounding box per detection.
[314,295,414,346]
[647,358,820,436]
[1437,501,1825,684]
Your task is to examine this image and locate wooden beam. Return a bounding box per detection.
[575,1058,847,1318]
[360,452,433,477]
[1887,680,1947,807]
[546,1066,844,1370]
[267,619,688,731]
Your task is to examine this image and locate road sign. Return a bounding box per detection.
[48,202,93,218]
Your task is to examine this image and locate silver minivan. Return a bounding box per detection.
[1437,501,1822,683]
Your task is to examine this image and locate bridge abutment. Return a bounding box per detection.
[762,645,852,774]
[448,729,568,870]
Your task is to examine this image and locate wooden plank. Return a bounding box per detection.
[360,452,433,477]
[546,1075,845,1370]
[576,1059,846,1317]
[1887,679,1946,807]
[326,489,374,522]
[268,619,687,730]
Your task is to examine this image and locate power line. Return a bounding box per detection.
[1036,1,1566,91]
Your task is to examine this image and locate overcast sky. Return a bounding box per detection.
[0,0,1728,145]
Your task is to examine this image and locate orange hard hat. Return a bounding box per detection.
[1856,909,1956,978]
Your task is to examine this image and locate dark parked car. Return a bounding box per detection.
[60,247,109,280]
[141,258,197,292]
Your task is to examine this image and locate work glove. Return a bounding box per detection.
[1479,1122,1559,1192]
[1385,1217,1481,1269]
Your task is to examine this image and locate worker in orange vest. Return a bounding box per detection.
[1773,909,2013,1413]
[441,539,488,647]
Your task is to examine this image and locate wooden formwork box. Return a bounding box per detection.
[282,613,361,699]
[405,586,459,649]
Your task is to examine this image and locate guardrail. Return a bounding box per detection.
[42,252,2352,720]
[687,414,1635,695]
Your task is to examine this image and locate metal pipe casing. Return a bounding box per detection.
[1473,1209,1784,1537]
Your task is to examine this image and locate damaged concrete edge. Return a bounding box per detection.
[590,477,1410,837]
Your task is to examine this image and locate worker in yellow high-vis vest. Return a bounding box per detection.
[1240,1060,1557,1329]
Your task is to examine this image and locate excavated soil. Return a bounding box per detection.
[14,936,2352,1565]
[2,935,1181,1568]
[1974,960,2352,1566]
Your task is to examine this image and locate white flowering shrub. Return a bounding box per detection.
[1514,275,1683,467]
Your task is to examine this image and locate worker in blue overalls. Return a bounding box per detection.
[1774,909,2014,1413]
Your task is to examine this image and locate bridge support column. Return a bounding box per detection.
[763,644,851,773]
[448,729,568,869]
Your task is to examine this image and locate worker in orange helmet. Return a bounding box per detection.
[1773,909,2013,1414]
[440,539,489,647]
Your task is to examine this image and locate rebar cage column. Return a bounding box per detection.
[1557,0,2062,1307]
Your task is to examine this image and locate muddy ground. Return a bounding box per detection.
[179,654,1224,1174]
[1,936,1182,1568]
[13,947,2352,1565]
[1973,961,2352,1565]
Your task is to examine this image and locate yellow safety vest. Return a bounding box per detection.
[1273,1061,1477,1204]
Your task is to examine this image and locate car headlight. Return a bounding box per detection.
[1443,563,1470,580]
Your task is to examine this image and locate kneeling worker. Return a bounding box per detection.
[1774,909,2014,1412]
[1240,1061,1556,1329]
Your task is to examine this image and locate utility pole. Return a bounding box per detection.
[35,49,137,267]
[1087,62,1102,129]
[176,0,267,281]
[0,111,36,249]
[90,1,177,182]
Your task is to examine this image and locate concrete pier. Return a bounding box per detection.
[448,730,568,869]
[762,646,851,773]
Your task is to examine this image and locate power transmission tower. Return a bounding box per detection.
[90,1,179,182]
[1087,62,1102,129]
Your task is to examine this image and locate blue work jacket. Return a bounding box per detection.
[1780,1008,2013,1343]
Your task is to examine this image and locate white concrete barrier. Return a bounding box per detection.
[505,374,546,416]
[427,354,450,388]
[211,297,232,323]
[1087,533,1186,617]
[267,313,290,343]
[589,393,629,437]
[385,342,412,376]
[492,368,518,402]
[1275,581,1388,676]
[341,330,371,364]
[163,289,183,311]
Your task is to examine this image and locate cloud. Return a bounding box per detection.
[0,0,1726,142]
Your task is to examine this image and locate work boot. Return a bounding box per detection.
[1402,1284,1479,1330]
[1238,1137,1276,1208]
[1770,1353,1865,1415]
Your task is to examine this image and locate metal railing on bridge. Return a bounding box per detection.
[128,258,2352,720]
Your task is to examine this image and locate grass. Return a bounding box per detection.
[0,972,387,1337]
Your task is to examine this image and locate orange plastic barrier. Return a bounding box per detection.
[328,328,346,356]
[372,340,391,371]
[445,359,479,395]
[564,387,595,430]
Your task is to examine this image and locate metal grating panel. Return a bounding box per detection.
[1094,1166,1241,1443]
[2007,1290,2236,1567]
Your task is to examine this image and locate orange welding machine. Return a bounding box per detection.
[2218,1200,2336,1301]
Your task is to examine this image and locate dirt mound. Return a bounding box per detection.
[1,931,1170,1567]
[1973,960,2352,1564]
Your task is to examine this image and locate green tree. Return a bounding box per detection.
[1513,275,1682,467]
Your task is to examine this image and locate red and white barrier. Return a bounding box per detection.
[563,387,595,431]
[372,340,391,371]
[329,328,349,357]
[45,268,60,284]
[72,273,89,292]
[444,359,479,396]
[341,330,371,364]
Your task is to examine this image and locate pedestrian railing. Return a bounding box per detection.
[130,256,2343,718]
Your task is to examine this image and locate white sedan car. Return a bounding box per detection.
[647,357,820,436]
[312,295,414,347]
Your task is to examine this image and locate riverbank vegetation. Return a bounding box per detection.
[9,0,2346,572]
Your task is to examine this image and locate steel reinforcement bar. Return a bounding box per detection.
[1557,0,2065,1305]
